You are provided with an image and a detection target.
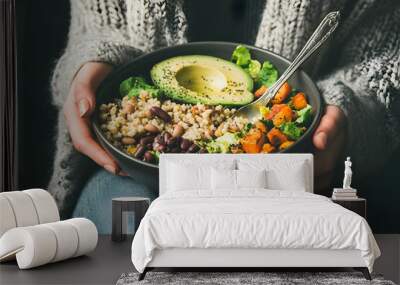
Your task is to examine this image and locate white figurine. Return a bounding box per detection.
[342,157,353,189]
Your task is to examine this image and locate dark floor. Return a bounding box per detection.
[0,235,398,285]
[0,236,134,285]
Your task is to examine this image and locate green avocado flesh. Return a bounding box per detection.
[150,55,254,106]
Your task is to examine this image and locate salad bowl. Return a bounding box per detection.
[93,42,323,186]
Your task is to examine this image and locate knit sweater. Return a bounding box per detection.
[49,0,400,218]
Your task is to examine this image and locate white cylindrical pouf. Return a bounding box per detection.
[65,218,98,257]
[0,196,17,237]
[42,221,79,262]
[1,192,39,227]
[0,226,57,269]
[0,218,97,269]
[23,189,60,224]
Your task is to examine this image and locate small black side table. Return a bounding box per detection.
[112,197,150,242]
[331,198,366,219]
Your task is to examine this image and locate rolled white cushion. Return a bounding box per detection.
[0,218,98,269]
[23,189,59,224]
[0,226,57,269]
[1,191,39,227]
[42,221,79,262]
[65,218,98,257]
[0,196,17,237]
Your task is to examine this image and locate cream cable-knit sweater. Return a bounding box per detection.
[49,0,400,218]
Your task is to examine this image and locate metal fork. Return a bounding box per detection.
[235,11,340,121]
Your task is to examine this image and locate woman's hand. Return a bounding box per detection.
[313,105,347,192]
[63,62,121,175]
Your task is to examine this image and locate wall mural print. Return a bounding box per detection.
[1,1,400,284]
[3,0,400,236]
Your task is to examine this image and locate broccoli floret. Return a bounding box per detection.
[258,60,278,88]
[280,122,304,140]
[120,76,162,99]
[231,45,251,67]
[245,59,262,79]
[295,104,312,126]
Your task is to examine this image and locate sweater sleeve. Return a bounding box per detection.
[48,0,143,217]
[51,0,143,108]
[317,5,400,176]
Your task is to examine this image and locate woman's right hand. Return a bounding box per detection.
[63,62,122,175]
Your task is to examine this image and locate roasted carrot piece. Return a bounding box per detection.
[262,143,276,153]
[266,104,285,120]
[254,85,268,98]
[242,142,261,153]
[271,104,286,113]
[272,105,293,127]
[241,135,261,153]
[271,82,292,104]
[272,112,286,127]
[254,121,267,133]
[267,128,288,146]
[279,141,294,150]
[280,105,293,121]
[243,129,260,141]
[241,128,264,153]
[292,92,308,110]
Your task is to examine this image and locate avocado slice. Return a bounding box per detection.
[150,55,254,106]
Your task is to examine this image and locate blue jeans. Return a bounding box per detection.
[72,169,158,234]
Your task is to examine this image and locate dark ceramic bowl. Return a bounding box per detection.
[93,42,323,187]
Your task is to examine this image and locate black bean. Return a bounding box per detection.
[163,132,172,142]
[185,143,193,152]
[143,151,154,162]
[153,142,166,152]
[140,136,154,146]
[187,144,200,153]
[166,137,178,147]
[169,147,180,153]
[134,146,146,159]
[154,134,164,145]
[150,106,172,123]
[180,139,191,151]
[158,144,166,152]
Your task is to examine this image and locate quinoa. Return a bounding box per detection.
[99,90,249,158]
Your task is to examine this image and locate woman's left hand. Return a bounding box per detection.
[313,105,347,192]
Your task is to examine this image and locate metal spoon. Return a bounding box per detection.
[235,11,340,121]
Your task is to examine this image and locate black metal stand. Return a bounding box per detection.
[354,267,372,280]
[138,267,150,281]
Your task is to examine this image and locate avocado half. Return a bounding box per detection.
[150,55,254,106]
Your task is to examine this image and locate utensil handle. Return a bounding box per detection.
[257,11,340,106]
